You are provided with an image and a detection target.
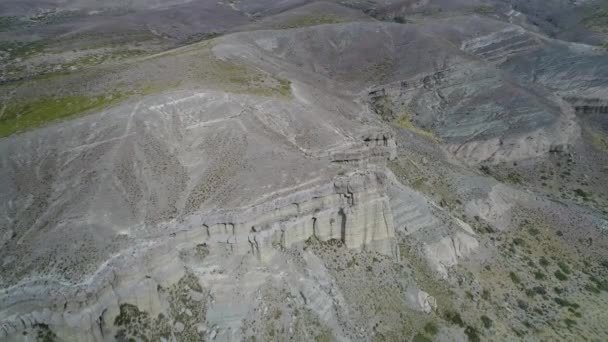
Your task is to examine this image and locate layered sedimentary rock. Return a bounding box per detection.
[213,20,587,165]
[0,169,397,341]
[0,81,402,341]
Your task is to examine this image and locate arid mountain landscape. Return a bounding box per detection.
[1,1,608,341]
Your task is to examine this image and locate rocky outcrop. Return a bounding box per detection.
[564,97,608,115]
[330,131,397,165]
[406,289,437,314]
[0,170,398,341]
[423,233,480,278]
[464,184,531,232]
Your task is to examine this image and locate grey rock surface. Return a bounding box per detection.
[1,1,608,341]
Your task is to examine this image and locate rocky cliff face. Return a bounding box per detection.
[0,169,399,341]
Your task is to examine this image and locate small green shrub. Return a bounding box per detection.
[512,238,525,246]
[444,310,464,327]
[412,333,432,342]
[573,188,592,200]
[482,288,491,301]
[423,322,438,336]
[509,272,521,284]
[474,6,496,14]
[505,172,523,184]
[557,261,571,275]
[35,323,57,342]
[539,256,550,267]
[480,165,491,175]
[585,283,600,294]
[464,326,480,342]
[480,315,493,329]
[534,271,546,280]
[564,318,577,329]
[517,299,529,310]
[393,16,410,24]
[533,286,546,295]
[554,297,579,309]
[554,270,568,281]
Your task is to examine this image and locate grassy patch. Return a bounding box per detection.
[34,323,57,342]
[412,333,432,342]
[473,6,496,14]
[582,10,608,33]
[554,269,568,281]
[443,310,464,327]
[392,16,411,24]
[0,16,27,32]
[371,95,393,119]
[590,130,608,151]
[504,172,523,184]
[67,49,148,69]
[168,40,292,98]
[573,188,592,201]
[423,322,438,336]
[394,113,441,143]
[539,256,550,267]
[480,315,493,329]
[0,40,47,60]
[0,93,129,137]
[464,325,480,342]
[557,261,571,275]
[272,15,348,29]
[509,271,521,284]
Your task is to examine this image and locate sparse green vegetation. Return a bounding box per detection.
[557,261,571,275]
[195,243,210,259]
[589,276,608,292]
[113,274,206,341]
[394,112,441,143]
[509,271,521,284]
[0,40,47,60]
[34,323,57,342]
[585,282,601,294]
[473,6,496,14]
[423,322,438,336]
[480,315,493,329]
[573,188,592,201]
[554,297,580,309]
[0,93,129,137]
[371,95,393,119]
[539,256,550,267]
[393,16,410,24]
[444,310,464,327]
[67,49,148,69]
[0,16,27,32]
[582,10,608,33]
[505,172,523,184]
[564,318,577,330]
[554,269,568,281]
[272,15,348,29]
[464,325,480,342]
[481,288,491,301]
[412,333,432,342]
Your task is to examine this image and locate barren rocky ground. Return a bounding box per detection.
[1,1,608,341]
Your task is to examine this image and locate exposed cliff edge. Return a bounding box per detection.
[0,169,399,341]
